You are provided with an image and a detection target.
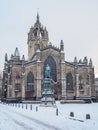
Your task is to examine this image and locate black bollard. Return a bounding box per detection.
[36,106,38,112]
[86,114,91,119]
[18,103,20,108]
[26,104,27,109]
[22,103,23,109]
[70,112,74,117]
[15,103,16,107]
[30,104,32,110]
[56,108,58,116]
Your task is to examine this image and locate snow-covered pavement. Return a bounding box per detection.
[0,102,98,130]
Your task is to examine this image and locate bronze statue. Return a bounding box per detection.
[45,64,51,79]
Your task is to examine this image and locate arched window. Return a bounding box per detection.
[27,72,34,91]
[79,75,83,89]
[86,75,89,85]
[15,74,21,92]
[66,73,73,90]
[44,56,57,82]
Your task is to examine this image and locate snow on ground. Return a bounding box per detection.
[0,101,98,130]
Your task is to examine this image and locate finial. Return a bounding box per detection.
[83,56,88,64]
[22,55,25,61]
[79,59,82,63]
[89,58,92,67]
[37,8,39,22]
[5,53,8,61]
[14,47,20,57]
[74,57,77,63]
[60,40,64,51]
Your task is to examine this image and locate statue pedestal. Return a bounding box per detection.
[41,88,55,107]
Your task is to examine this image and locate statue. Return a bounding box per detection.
[45,64,51,78]
[44,64,51,89]
[41,64,55,106]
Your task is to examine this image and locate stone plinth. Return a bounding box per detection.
[41,88,55,106]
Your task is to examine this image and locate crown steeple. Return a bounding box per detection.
[27,13,49,60]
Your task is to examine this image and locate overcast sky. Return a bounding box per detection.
[0,0,98,76]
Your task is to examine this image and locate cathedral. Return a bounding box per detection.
[2,13,95,102]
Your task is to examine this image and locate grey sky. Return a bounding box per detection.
[0,0,98,76]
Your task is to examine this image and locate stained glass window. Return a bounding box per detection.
[27,72,34,91]
[66,73,73,90]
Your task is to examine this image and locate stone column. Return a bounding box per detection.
[12,77,15,98]
[21,73,25,100]
[76,73,79,98]
[60,61,66,99]
[7,73,10,98]
[36,60,42,100]
[88,72,93,97]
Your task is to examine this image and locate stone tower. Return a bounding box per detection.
[27,13,49,60]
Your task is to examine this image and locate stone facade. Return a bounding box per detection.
[2,13,95,101]
[95,78,98,97]
[0,72,2,98]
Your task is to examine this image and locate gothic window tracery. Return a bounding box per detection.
[79,75,83,89]
[86,74,89,85]
[15,74,21,92]
[66,73,73,90]
[44,56,57,82]
[27,72,34,91]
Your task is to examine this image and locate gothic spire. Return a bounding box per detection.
[14,47,20,57]
[5,53,8,62]
[37,12,40,23]
[34,12,41,28]
[60,40,64,51]
[89,58,92,67]
[22,55,25,61]
[74,57,77,63]
[83,56,88,65]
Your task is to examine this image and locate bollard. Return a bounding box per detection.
[86,114,91,119]
[30,104,32,110]
[18,103,20,108]
[36,106,38,112]
[22,103,23,109]
[26,104,27,109]
[70,112,74,117]
[56,108,58,116]
[15,103,17,107]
